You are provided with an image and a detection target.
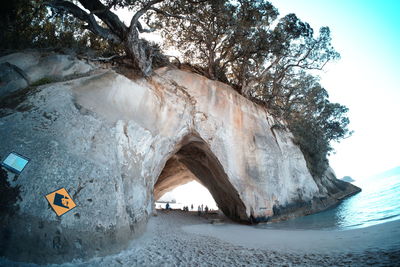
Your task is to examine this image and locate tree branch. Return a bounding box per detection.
[130,0,164,29]
[78,0,127,38]
[137,21,155,33]
[148,7,187,20]
[45,0,121,43]
[79,54,124,61]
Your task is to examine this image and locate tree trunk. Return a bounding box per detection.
[46,0,157,77]
[125,28,153,77]
[208,49,216,80]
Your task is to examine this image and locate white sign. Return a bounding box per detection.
[2,152,29,173]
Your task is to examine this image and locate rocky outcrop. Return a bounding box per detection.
[0,51,93,97]
[341,176,355,183]
[0,51,360,263]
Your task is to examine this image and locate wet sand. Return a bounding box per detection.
[2,210,400,266]
[183,215,400,255]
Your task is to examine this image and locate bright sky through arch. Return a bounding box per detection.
[158,181,218,210]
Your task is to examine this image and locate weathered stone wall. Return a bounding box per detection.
[0,52,360,263]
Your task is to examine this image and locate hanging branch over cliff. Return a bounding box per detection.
[44,0,165,76]
[45,0,122,43]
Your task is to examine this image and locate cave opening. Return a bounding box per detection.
[155,180,218,211]
[153,135,248,222]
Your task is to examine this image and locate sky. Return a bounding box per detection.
[117,1,400,204]
[269,0,400,179]
[158,181,218,210]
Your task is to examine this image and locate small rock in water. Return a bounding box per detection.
[341,176,356,182]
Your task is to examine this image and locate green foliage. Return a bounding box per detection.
[282,73,351,177]
[153,1,339,92]
[153,0,350,178]
[152,0,280,86]
[0,0,122,55]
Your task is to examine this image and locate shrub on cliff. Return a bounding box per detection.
[276,73,351,178]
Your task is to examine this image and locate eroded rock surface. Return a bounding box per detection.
[0,51,93,97]
[0,52,360,263]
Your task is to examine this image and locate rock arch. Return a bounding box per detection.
[0,52,360,264]
[154,134,248,222]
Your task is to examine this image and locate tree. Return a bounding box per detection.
[247,22,340,110]
[154,1,339,96]
[0,0,72,50]
[153,0,279,87]
[280,73,351,177]
[44,0,169,76]
[0,0,119,54]
[154,0,349,178]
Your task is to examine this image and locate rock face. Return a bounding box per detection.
[0,51,93,97]
[0,52,360,263]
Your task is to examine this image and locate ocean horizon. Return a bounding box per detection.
[257,166,400,230]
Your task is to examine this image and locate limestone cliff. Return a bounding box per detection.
[0,51,360,263]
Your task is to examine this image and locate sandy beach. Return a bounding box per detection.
[2,210,399,266]
[60,211,400,266]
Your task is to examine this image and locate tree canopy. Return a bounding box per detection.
[153,0,349,177]
[0,0,122,55]
[153,1,339,97]
[1,0,352,178]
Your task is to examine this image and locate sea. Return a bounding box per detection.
[258,167,400,230]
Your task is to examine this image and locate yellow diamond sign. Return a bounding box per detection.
[45,188,77,216]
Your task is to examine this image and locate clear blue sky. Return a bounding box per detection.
[270,0,400,179]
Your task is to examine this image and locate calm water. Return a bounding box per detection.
[258,167,400,230]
